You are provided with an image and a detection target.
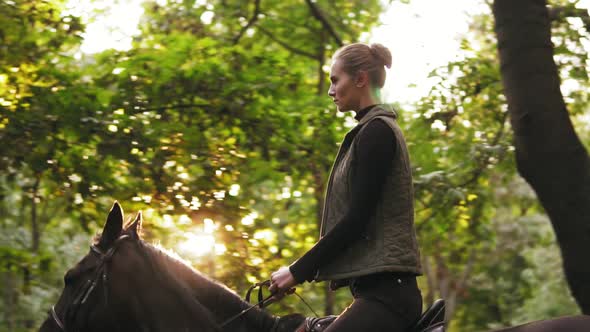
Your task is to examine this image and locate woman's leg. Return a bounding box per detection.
[323,274,422,332]
[323,297,413,332]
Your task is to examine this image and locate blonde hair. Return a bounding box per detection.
[333,43,392,88]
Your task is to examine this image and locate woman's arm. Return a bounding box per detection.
[288,119,397,283]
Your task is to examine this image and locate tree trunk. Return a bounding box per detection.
[3,270,16,330]
[31,175,40,253]
[493,0,590,314]
[434,253,456,325]
[421,255,435,307]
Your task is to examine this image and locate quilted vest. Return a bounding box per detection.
[315,104,422,282]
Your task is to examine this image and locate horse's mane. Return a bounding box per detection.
[92,219,248,306]
[108,222,276,331]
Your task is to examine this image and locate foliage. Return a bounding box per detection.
[0,0,384,329]
[2,0,590,330]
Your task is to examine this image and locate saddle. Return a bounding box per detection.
[300,299,446,332]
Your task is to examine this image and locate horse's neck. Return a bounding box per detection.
[148,245,276,332]
[189,277,277,332]
[123,253,219,331]
[120,271,219,332]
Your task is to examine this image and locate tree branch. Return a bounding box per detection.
[549,5,590,33]
[256,25,317,59]
[263,12,312,31]
[138,103,212,112]
[304,0,343,47]
[457,248,476,292]
[233,0,261,44]
[457,111,509,188]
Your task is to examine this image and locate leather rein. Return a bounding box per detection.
[220,280,277,328]
[50,234,130,332]
[220,280,319,329]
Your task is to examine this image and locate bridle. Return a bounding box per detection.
[50,234,130,332]
[49,232,263,331]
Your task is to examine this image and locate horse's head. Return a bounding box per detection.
[38,201,218,332]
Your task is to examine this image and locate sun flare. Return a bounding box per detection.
[177,232,227,257]
[177,233,215,257]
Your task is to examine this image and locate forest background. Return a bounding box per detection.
[2,0,589,331]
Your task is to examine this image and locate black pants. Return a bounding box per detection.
[324,273,422,332]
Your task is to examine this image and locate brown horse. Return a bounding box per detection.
[38,202,305,332]
[491,316,590,332]
[39,202,590,332]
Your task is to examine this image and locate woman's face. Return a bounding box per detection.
[328,59,361,112]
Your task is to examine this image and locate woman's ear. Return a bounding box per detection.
[355,70,369,87]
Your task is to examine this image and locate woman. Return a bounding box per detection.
[269,43,423,331]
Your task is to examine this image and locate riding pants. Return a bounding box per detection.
[324,273,422,332]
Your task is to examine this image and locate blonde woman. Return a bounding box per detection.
[270,43,423,331]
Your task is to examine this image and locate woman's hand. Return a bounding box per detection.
[269,266,297,300]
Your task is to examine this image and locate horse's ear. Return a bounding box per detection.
[128,211,143,239]
[100,201,124,247]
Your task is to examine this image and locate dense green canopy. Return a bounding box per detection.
[1,0,589,331]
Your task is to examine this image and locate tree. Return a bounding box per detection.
[0,1,96,329]
[0,0,388,327]
[493,0,590,314]
[406,1,588,326]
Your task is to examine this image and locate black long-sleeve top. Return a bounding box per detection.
[289,105,397,283]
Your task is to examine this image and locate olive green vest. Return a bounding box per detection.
[315,105,422,282]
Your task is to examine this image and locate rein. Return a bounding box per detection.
[220,280,319,329]
[220,280,276,328]
[50,234,130,332]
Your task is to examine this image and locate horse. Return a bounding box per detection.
[39,202,590,331]
[489,316,590,332]
[39,202,306,332]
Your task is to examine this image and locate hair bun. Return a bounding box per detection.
[370,43,392,69]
